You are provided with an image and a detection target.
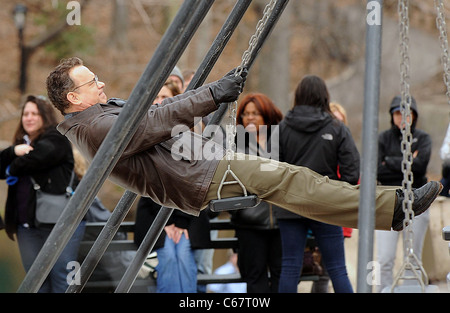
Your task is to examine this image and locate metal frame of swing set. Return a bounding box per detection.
[16,0,449,294]
[17,0,289,293]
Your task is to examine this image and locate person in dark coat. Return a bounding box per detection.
[231,92,283,293]
[275,75,358,293]
[375,95,432,292]
[0,95,85,293]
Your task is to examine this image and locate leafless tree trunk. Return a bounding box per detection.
[109,0,130,49]
[257,0,292,113]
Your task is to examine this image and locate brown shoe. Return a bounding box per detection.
[392,181,443,231]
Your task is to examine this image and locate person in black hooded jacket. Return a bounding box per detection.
[375,95,432,292]
[274,75,358,293]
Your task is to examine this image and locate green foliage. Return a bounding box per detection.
[44,25,96,60]
[31,0,96,60]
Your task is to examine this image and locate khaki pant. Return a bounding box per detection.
[203,153,395,230]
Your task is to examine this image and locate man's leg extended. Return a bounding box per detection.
[203,153,395,230]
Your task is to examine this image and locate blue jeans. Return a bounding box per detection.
[278,218,353,293]
[17,221,86,293]
[155,234,197,293]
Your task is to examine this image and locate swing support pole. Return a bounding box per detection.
[114,0,256,293]
[357,0,383,293]
[66,0,220,294]
[206,0,290,129]
[115,0,290,293]
[115,207,174,293]
[67,0,256,293]
[69,0,283,293]
[186,0,253,92]
[66,191,138,292]
[18,0,209,293]
[20,0,289,293]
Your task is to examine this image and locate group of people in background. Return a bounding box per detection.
[0,61,444,293]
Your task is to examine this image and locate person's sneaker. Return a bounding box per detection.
[392,181,443,231]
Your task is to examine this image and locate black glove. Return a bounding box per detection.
[239,67,248,90]
[209,67,248,105]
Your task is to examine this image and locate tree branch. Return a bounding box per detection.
[25,0,91,53]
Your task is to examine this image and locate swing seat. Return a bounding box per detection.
[209,195,259,212]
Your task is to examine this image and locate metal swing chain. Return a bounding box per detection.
[398,0,414,241]
[391,0,428,292]
[435,0,450,109]
[225,0,277,162]
[217,0,277,200]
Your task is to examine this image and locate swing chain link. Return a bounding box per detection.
[435,0,450,108]
[225,101,237,161]
[235,0,277,76]
[398,0,414,235]
[225,0,277,162]
[391,0,428,292]
[215,0,277,201]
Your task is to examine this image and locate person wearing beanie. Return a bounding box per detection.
[169,66,185,91]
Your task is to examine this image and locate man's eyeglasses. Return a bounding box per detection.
[71,75,98,92]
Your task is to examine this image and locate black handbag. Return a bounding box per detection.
[31,171,75,228]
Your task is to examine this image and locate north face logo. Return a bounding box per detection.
[322,133,333,140]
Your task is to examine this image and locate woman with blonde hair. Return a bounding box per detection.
[330,102,347,125]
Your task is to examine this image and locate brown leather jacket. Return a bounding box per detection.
[57,87,224,215]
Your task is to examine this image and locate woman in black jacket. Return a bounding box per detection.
[275,76,359,293]
[0,95,85,293]
[231,92,283,293]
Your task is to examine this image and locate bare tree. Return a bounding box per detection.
[109,0,129,49]
[19,0,91,94]
[255,0,292,113]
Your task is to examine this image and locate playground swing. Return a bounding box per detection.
[387,0,450,293]
[208,0,278,212]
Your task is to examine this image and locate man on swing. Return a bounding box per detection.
[46,57,441,232]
